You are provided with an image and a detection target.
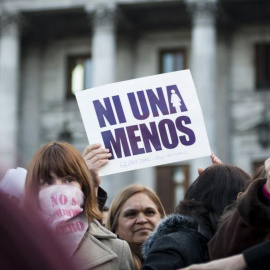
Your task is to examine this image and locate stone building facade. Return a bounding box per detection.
[0,0,269,213]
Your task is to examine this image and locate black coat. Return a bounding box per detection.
[244,240,270,270]
[142,214,213,270]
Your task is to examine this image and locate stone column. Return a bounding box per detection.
[86,4,123,199]
[0,13,20,171]
[91,4,116,87]
[19,46,41,168]
[185,0,218,181]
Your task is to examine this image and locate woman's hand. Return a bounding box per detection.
[198,152,223,175]
[179,254,247,270]
[211,152,223,165]
[83,144,111,190]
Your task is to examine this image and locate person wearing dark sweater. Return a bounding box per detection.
[180,157,270,270]
[208,158,270,260]
[143,214,212,269]
[142,162,250,270]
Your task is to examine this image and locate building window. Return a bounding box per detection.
[156,165,189,214]
[160,49,186,73]
[255,44,270,90]
[66,55,91,99]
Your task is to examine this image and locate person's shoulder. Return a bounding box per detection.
[147,214,197,241]
[155,214,197,234]
[90,219,130,251]
[160,226,201,243]
[142,226,204,266]
[89,219,117,239]
[75,221,133,270]
[152,229,199,246]
[142,215,198,258]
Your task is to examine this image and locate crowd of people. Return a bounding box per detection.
[0,140,270,270]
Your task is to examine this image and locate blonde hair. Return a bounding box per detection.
[106,184,165,270]
[25,141,102,221]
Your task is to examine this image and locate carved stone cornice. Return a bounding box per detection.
[86,4,117,29]
[185,0,218,25]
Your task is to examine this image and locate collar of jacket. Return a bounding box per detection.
[142,214,212,259]
[198,223,213,240]
[89,219,117,239]
[73,219,118,269]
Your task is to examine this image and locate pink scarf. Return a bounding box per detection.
[39,185,88,255]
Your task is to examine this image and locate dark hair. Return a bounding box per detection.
[175,164,250,232]
[250,164,266,183]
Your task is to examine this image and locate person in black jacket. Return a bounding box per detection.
[142,158,250,270]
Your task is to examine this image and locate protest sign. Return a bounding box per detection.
[76,69,211,176]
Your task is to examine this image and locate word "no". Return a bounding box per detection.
[51,194,78,207]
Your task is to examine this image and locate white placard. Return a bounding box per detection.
[76,70,211,176]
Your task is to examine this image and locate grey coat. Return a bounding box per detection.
[73,219,134,270]
[142,214,212,270]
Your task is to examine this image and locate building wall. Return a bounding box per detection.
[2,0,270,207]
[19,38,92,168]
[231,24,270,173]
[135,30,191,77]
[216,30,232,163]
[18,19,270,204]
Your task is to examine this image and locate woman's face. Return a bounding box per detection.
[39,171,82,191]
[116,192,161,247]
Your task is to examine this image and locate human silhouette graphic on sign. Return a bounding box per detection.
[170,89,182,113]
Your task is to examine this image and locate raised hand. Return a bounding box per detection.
[211,152,223,165]
[198,152,223,175]
[83,144,111,189]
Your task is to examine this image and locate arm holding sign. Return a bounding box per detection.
[83,143,111,190]
[210,153,223,165]
[83,143,111,210]
[197,153,223,175]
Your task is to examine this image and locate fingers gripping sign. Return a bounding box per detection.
[211,152,223,165]
[197,152,223,175]
[83,144,112,189]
